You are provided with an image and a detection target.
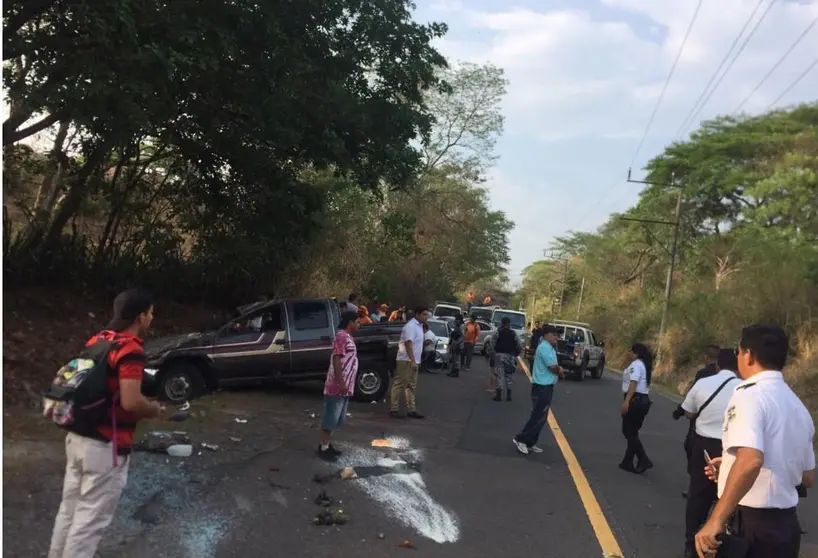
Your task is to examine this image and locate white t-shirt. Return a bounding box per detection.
[681,369,738,439]
[718,371,816,509]
[622,359,650,394]
[397,318,424,363]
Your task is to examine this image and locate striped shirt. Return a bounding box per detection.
[86,330,145,453]
[324,330,358,397]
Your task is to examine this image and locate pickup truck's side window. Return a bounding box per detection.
[293,302,330,330]
[587,330,596,346]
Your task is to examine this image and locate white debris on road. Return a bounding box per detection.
[336,437,460,544]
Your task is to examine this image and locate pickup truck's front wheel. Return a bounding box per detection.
[354,364,390,403]
[159,361,205,403]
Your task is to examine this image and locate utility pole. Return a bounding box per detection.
[576,276,585,320]
[543,250,570,317]
[559,258,568,316]
[623,170,683,356]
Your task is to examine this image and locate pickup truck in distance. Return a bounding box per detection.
[550,320,606,382]
[142,298,400,403]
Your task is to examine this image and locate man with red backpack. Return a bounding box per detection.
[48,288,163,558]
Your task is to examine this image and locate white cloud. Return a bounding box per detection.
[426,0,818,280]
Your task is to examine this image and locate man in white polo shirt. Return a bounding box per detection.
[680,348,739,558]
[695,324,815,558]
[390,307,429,419]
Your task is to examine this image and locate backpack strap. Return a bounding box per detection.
[693,376,737,418]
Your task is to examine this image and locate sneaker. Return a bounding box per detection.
[327,444,342,456]
[513,438,529,455]
[318,446,338,462]
[528,445,544,454]
[407,411,425,419]
[389,410,402,419]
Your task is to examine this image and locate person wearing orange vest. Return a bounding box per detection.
[463,315,481,371]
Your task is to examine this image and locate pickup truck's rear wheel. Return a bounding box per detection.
[575,354,588,382]
[159,362,205,403]
[591,356,605,379]
[354,364,389,403]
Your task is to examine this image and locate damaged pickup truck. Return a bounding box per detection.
[143,298,400,403]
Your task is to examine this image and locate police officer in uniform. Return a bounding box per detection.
[680,349,739,558]
[695,325,815,558]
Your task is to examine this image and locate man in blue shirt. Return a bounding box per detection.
[513,325,564,455]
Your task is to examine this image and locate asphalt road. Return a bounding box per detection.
[9,358,816,558]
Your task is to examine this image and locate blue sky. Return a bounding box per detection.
[412,0,818,284]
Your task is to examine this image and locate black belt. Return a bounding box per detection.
[737,505,796,518]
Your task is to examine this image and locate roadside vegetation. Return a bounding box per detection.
[2,1,512,404]
[518,105,818,413]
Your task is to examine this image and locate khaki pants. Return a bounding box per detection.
[49,432,130,558]
[391,360,418,412]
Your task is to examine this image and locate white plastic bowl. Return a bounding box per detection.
[167,444,193,457]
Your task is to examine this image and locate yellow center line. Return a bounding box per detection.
[517,357,624,558]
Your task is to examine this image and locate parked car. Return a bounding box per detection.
[467,305,494,322]
[550,320,606,381]
[423,318,453,370]
[142,298,400,403]
[433,302,463,319]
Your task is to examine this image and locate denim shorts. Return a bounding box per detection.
[321,396,350,432]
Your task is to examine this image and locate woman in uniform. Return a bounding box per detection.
[619,343,654,474]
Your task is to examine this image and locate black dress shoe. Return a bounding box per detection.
[407,411,426,419]
[618,462,637,473]
[634,460,654,474]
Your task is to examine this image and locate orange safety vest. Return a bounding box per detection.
[465,322,480,343]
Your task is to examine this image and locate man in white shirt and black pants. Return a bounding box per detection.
[696,324,815,558]
[680,348,739,558]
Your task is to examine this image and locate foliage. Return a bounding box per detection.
[521,104,818,392]
[3,0,512,308]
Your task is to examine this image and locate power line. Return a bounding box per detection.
[676,0,778,138]
[674,0,766,138]
[628,0,704,169]
[766,57,818,110]
[733,15,818,113]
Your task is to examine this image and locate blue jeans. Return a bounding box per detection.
[515,384,554,447]
[321,396,349,432]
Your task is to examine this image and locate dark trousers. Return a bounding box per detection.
[515,384,554,447]
[732,506,801,558]
[620,394,651,466]
[462,343,475,368]
[684,434,723,552]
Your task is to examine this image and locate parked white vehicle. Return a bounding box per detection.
[433,302,463,319]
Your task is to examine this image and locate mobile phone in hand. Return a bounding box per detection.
[704,449,713,464]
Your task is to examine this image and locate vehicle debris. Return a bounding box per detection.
[340,467,357,480]
[398,538,416,549]
[229,436,241,443]
[234,418,248,424]
[135,431,191,453]
[202,443,220,451]
[314,490,333,507]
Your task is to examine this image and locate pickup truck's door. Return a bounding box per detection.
[210,303,289,382]
[285,299,335,377]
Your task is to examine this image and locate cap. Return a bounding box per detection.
[107,288,154,332]
[542,325,559,335]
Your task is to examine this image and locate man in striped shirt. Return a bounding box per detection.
[49,289,163,558]
[318,311,360,461]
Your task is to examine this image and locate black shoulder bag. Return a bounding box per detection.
[684,376,737,457]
